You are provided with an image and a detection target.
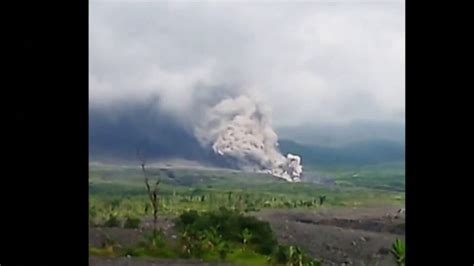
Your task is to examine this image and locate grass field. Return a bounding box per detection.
[89,162,404,220]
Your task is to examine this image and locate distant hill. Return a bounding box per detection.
[89,105,231,167]
[276,120,405,147]
[90,106,404,167]
[278,139,405,165]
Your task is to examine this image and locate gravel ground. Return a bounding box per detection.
[253,206,405,266]
[89,256,232,266]
[90,206,405,266]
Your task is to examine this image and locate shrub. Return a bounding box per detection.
[271,245,321,266]
[90,205,97,217]
[130,230,176,258]
[175,208,278,255]
[241,228,252,245]
[109,199,121,210]
[179,225,205,258]
[319,195,327,206]
[103,215,121,227]
[142,229,166,248]
[124,217,141,229]
[96,234,121,256]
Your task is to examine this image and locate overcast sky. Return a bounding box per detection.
[89,0,405,128]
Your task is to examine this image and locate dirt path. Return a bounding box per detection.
[90,216,177,247]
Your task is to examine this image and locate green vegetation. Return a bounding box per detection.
[271,245,321,266]
[89,163,404,222]
[89,163,405,265]
[90,208,321,265]
[278,139,404,166]
[103,214,121,227]
[123,217,141,229]
[304,162,405,192]
[175,208,277,255]
[391,239,405,266]
[318,195,326,206]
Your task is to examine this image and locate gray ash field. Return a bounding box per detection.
[254,207,404,266]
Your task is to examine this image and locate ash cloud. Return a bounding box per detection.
[195,95,302,181]
[89,95,304,181]
[90,1,405,126]
[89,1,405,178]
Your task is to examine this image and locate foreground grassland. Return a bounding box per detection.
[90,163,404,219]
[89,162,405,265]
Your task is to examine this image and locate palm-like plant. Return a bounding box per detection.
[287,245,302,266]
[390,239,405,266]
[241,228,253,246]
[201,226,221,251]
[180,226,203,258]
[272,245,316,266]
[285,246,303,266]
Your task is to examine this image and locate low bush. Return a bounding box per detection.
[271,245,321,266]
[123,217,141,229]
[103,215,121,227]
[175,208,278,255]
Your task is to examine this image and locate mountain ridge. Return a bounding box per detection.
[278,138,405,166]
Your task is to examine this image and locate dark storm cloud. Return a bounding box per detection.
[89,0,405,163]
[89,101,234,166]
[90,0,405,126]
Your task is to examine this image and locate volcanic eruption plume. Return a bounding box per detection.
[194,95,303,182]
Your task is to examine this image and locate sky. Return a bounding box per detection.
[90,0,405,129]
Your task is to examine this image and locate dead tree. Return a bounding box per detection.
[137,147,160,235]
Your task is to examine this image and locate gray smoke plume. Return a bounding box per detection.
[194,95,303,182]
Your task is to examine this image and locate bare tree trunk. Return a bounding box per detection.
[138,148,160,239]
[143,170,159,233]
